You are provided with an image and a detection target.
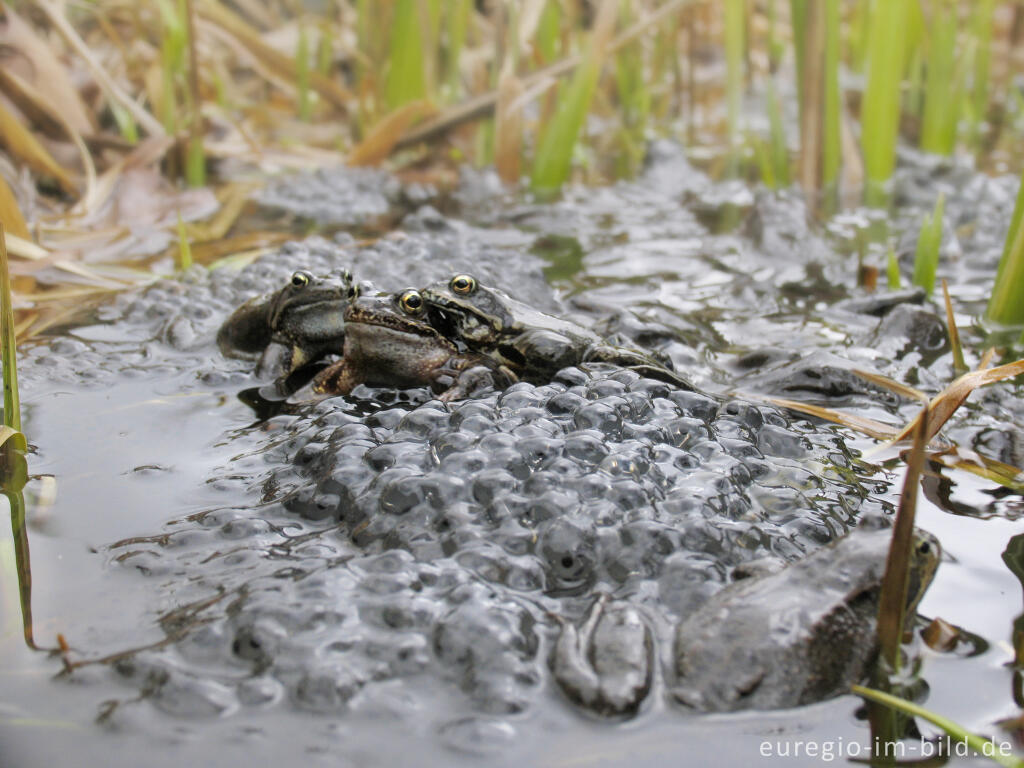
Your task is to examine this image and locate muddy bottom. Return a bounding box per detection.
[2,143,1023,767]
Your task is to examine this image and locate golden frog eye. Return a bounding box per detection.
[290,270,313,288]
[449,274,477,295]
[399,289,425,315]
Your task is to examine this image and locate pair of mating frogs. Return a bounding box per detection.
[218,268,691,401]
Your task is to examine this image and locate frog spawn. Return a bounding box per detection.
[104,365,884,729]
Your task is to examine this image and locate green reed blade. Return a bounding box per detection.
[444,0,471,95]
[853,686,1024,768]
[752,135,776,189]
[912,193,944,296]
[613,0,649,179]
[385,0,427,109]
[887,246,900,290]
[176,213,193,272]
[183,0,204,187]
[109,101,138,144]
[766,78,789,188]
[155,0,185,134]
[531,0,616,196]
[724,0,745,160]
[970,0,995,138]
[0,225,20,433]
[822,0,839,188]
[987,173,1024,326]
[536,0,561,63]
[920,0,958,155]
[790,0,807,125]
[862,0,910,205]
[847,0,869,74]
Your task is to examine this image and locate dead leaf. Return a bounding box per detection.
[347,101,437,166]
[0,68,96,207]
[196,0,350,110]
[0,100,77,196]
[0,174,29,239]
[921,617,961,652]
[35,0,165,138]
[0,6,96,135]
[893,359,1024,443]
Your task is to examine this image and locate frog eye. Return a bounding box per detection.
[449,274,477,295]
[399,289,425,315]
[290,270,314,288]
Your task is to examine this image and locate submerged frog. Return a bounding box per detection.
[551,594,654,718]
[671,521,940,712]
[217,269,356,380]
[298,288,513,402]
[421,274,692,388]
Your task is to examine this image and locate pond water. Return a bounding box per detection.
[1,142,1023,767]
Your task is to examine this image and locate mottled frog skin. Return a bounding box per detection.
[671,521,940,712]
[300,288,513,402]
[421,274,692,389]
[217,269,355,380]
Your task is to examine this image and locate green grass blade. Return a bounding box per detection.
[912,193,944,296]
[530,0,616,196]
[0,224,21,434]
[920,0,958,155]
[970,0,995,139]
[176,214,193,272]
[822,0,840,188]
[536,0,561,63]
[886,246,901,289]
[385,0,427,110]
[987,184,1024,326]
[444,0,471,95]
[853,686,1024,768]
[861,0,911,205]
[790,0,807,124]
[766,78,789,187]
[109,102,138,144]
[724,0,745,160]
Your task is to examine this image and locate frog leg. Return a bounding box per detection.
[216,296,273,357]
[285,359,362,404]
[255,341,299,380]
[584,344,693,390]
[435,360,516,402]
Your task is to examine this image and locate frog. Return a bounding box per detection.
[550,594,654,718]
[670,520,941,712]
[295,288,514,403]
[217,269,356,381]
[420,274,692,389]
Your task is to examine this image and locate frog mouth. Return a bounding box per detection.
[427,306,461,336]
[427,304,489,338]
[346,305,438,336]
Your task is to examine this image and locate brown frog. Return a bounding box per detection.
[421,274,691,388]
[217,269,355,381]
[295,288,514,403]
